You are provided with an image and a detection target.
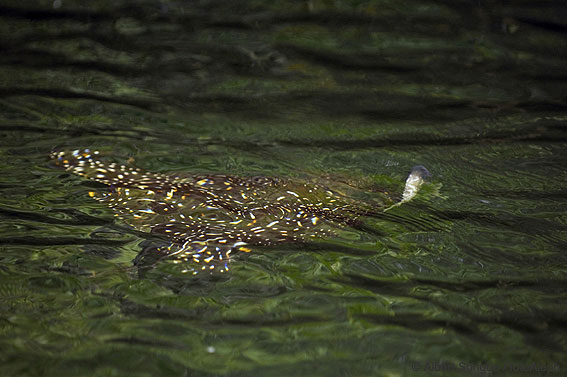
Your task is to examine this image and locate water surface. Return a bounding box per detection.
[1,1,566,376]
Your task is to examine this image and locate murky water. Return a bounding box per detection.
[1,1,567,376]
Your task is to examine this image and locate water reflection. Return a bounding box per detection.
[0,0,566,376]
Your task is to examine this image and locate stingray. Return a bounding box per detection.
[50,149,430,275]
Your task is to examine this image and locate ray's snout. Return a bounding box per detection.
[410,165,431,179]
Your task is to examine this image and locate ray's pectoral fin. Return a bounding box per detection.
[50,149,172,190]
[134,239,251,276]
[50,149,118,183]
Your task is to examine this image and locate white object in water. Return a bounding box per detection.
[385,165,431,212]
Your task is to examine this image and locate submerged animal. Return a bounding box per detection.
[50,149,430,275]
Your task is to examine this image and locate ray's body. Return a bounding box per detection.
[50,149,427,275]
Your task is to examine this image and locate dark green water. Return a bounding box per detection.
[1,1,567,376]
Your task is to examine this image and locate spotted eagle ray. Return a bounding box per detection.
[50,149,430,275]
